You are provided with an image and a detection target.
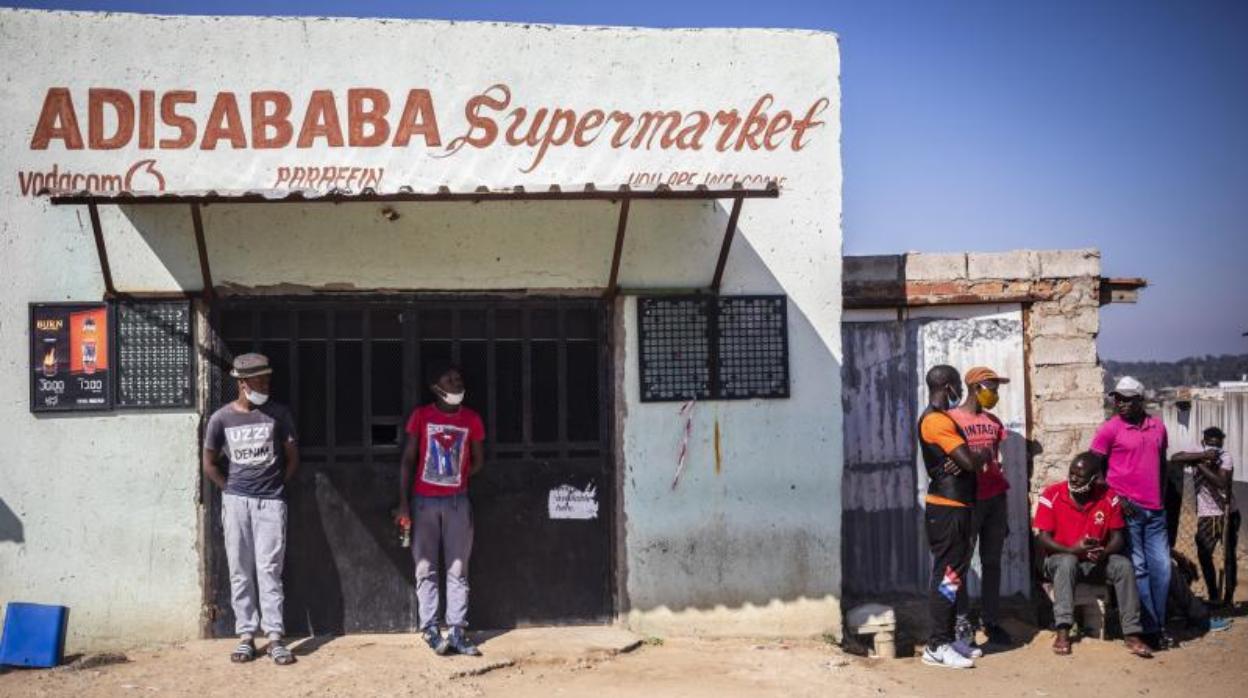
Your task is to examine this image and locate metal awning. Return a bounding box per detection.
[40,183,779,302]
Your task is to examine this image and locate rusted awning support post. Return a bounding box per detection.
[189,203,215,302]
[710,195,744,294]
[86,203,117,298]
[604,198,631,299]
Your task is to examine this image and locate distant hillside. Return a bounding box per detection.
[1103,354,1248,392]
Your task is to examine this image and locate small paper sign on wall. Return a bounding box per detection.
[548,484,599,520]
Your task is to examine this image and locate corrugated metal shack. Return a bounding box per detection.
[1161,390,1248,544]
[840,249,1145,605]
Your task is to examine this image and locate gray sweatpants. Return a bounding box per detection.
[1044,553,1142,635]
[222,493,287,637]
[411,494,474,630]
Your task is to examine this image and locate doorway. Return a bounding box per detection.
[202,296,614,635]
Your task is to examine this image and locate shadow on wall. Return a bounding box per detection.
[0,497,23,543]
[115,204,203,289]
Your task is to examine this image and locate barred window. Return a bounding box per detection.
[637,295,789,402]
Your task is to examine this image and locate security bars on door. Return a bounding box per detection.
[210,299,608,466]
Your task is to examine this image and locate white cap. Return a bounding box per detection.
[1110,376,1145,398]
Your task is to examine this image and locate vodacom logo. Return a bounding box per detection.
[124,159,166,190]
[17,158,167,197]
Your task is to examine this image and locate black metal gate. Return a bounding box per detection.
[203,297,613,635]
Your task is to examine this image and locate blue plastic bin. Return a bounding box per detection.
[0,602,69,668]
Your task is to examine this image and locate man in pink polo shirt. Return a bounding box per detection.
[1089,376,1173,650]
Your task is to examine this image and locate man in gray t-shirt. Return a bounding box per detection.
[205,401,297,499]
[202,352,299,665]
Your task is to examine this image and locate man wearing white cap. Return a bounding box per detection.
[1089,376,1173,650]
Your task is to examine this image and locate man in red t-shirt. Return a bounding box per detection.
[1035,452,1152,658]
[949,366,1012,648]
[397,363,485,656]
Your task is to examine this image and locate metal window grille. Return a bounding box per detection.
[638,295,789,402]
[115,299,196,409]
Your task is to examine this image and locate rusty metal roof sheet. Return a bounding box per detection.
[41,183,780,206]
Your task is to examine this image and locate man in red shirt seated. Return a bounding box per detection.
[1035,452,1153,658]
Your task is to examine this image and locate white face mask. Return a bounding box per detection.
[244,388,269,406]
[437,388,465,406]
[1068,476,1093,495]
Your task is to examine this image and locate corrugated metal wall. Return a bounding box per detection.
[842,305,1031,600]
[1160,392,1248,553]
[1162,392,1248,484]
[841,318,923,595]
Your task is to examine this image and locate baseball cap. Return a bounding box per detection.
[1110,376,1144,398]
[230,352,272,378]
[964,366,1010,386]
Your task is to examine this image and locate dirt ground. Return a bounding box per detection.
[4,608,1248,698]
[6,558,1248,698]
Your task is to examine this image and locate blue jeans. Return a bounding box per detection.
[1124,503,1170,634]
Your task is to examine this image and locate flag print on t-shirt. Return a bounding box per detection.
[421,423,469,487]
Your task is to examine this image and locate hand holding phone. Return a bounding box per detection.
[1081,535,1104,560]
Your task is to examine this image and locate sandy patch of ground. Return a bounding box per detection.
[4,615,1246,697]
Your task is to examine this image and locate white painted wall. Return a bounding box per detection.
[0,9,841,645]
[622,295,844,636]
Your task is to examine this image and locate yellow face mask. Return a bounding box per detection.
[975,385,999,410]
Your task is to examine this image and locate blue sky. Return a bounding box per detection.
[6,1,1246,360]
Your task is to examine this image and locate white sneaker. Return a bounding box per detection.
[952,638,984,658]
[922,643,974,669]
